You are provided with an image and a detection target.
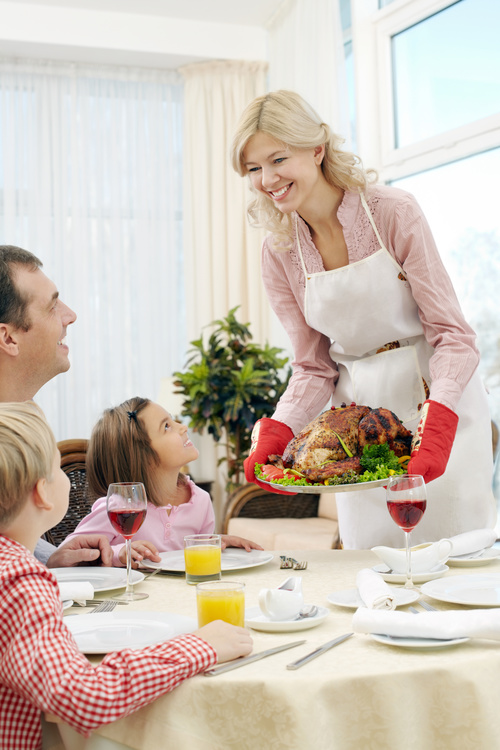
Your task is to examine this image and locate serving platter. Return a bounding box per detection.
[259,477,388,494]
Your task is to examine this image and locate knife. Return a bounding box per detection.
[204,640,306,676]
[286,633,353,670]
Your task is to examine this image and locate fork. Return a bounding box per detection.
[294,561,308,570]
[90,600,118,614]
[419,600,438,612]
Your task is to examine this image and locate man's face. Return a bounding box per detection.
[12,266,77,386]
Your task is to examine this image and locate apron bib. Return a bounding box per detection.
[295,197,496,548]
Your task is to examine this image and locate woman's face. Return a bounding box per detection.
[141,402,199,472]
[242,131,325,215]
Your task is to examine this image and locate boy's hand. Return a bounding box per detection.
[119,540,161,568]
[195,620,253,663]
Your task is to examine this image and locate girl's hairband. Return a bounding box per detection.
[127,410,138,423]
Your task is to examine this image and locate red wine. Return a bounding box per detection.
[387,500,426,532]
[108,509,146,538]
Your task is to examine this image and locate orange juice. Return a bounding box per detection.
[184,544,221,584]
[196,582,245,627]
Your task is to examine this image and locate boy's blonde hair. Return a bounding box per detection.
[230,90,377,249]
[0,401,56,524]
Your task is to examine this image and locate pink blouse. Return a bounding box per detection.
[262,185,479,435]
[63,478,214,566]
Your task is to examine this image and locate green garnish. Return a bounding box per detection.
[359,443,402,473]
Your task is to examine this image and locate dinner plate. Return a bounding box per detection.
[447,547,500,567]
[141,548,274,573]
[259,478,388,494]
[66,611,197,654]
[421,574,500,607]
[327,587,419,610]
[245,605,329,632]
[371,633,470,649]
[372,564,448,584]
[52,567,145,593]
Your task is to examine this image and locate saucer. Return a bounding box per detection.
[327,587,419,610]
[371,633,469,649]
[447,547,500,567]
[372,564,449,584]
[245,605,329,632]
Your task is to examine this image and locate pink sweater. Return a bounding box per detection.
[262,185,479,435]
[63,478,214,566]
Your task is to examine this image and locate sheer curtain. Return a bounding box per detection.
[268,0,350,145]
[0,58,184,440]
[180,60,268,344]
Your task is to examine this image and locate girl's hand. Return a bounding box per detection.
[221,534,264,552]
[195,620,253,663]
[119,540,161,568]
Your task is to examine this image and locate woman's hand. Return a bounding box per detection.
[407,400,459,483]
[221,534,264,552]
[119,540,161,568]
[244,418,295,495]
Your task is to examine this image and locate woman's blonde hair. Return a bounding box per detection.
[0,401,56,525]
[230,90,377,248]
[86,397,187,507]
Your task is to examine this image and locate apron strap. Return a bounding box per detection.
[293,213,309,277]
[360,192,386,250]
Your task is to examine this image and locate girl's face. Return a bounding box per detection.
[141,402,199,472]
[242,131,325,215]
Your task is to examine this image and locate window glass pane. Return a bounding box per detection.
[392,0,500,148]
[392,148,500,427]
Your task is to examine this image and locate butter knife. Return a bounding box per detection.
[204,640,306,676]
[286,633,353,670]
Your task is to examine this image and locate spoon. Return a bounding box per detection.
[295,605,318,620]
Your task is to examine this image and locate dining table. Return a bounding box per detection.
[43,548,500,750]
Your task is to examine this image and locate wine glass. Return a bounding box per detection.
[106,482,148,602]
[386,474,427,589]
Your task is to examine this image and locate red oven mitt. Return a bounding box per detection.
[244,418,294,495]
[407,400,459,483]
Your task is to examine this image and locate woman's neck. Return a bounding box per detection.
[298,181,344,234]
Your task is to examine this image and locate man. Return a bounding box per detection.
[0,245,112,567]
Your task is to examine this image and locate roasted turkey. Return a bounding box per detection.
[268,404,412,482]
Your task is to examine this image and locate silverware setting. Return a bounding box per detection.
[89,600,118,614]
[286,633,353,670]
[279,556,308,570]
[204,639,306,676]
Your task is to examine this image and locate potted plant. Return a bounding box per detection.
[173,307,291,493]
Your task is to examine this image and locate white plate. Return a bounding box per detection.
[327,588,419,610]
[66,611,197,654]
[52,567,145,593]
[421,574,500,607]
[141,548,274,573]
[259,478,387,494]
[447,547,500,567]
[373,564,448,584]
[245,605,329,632]
[62,600,73,611]
[371,633,469,649]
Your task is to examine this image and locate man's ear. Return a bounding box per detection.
[0,323,20,357]
[33,477,54,511]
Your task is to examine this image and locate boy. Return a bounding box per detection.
[0,402,252,749]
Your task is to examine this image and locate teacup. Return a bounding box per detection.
[258,576,304,621]
[371,538,453,574]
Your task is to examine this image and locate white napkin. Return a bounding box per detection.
[353,607,500,641]
[58,582,94,605]
[448,529,497,557]
[356,568,396,610]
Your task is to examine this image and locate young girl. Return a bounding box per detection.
[0,401,253,750]
[64,397,263,566]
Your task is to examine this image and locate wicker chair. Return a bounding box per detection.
[44,439,96,546]
[223,484,340,550]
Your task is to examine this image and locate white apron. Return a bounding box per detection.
[296,196,496,548]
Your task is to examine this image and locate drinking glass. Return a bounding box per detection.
[196,581,245,627]
[386,474,427,589]
[107,482,148,602]
[184,534,221,585]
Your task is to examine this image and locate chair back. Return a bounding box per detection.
[44,439,96,547]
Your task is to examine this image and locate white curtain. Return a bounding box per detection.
[180,60,268,345]
[267,0,350,145]
[0,58,184,441]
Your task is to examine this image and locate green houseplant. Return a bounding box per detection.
[173,307,291,492]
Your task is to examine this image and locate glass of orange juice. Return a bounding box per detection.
[184,534,221,585]
[196,581,245,627]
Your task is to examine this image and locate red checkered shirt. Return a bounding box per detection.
[0,535,216,750]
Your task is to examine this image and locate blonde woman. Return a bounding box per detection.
[231,90,496,549]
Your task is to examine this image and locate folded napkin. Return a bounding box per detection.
[356,568,396,610]
[353,607,500,641]
[448,529,497,557]
[58,582,94,604]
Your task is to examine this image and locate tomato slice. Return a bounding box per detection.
[260,464,285,481]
